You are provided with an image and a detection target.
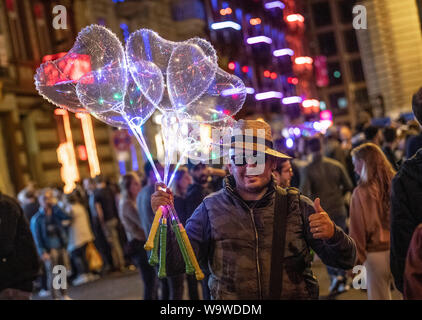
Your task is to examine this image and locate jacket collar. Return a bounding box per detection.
[223,175,276,209]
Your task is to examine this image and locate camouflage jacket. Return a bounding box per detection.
[167,176,356,299]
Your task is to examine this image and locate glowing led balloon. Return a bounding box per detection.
[167,42,217,109]
[91,109,129,129]
[180,68,246,123]
[121,76,156,126]
[126,29,217,112]
[77,66,127,114]
[76,26,128,114]
[35,25,127,114]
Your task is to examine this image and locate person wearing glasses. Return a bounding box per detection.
[151,120,356,300]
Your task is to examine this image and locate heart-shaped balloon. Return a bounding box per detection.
[126,29,218,112]
[91,109,129,129]
[90,75,156,129]
[35,25,127,114]
[121,75,156,126]
[180,68,246,123]
[76,25,127,114]
[167,42,217,109]
[76,65,127,114]
[126,29,174,110]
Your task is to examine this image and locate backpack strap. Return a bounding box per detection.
[269,186,289,299]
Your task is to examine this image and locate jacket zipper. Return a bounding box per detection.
[249,207,263,300]
[226,184,267,300]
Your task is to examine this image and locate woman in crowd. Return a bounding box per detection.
[349,143,396,299]
[119,172,156,300]
[64,192,97,286]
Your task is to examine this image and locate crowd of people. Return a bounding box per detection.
[1,88,422,300]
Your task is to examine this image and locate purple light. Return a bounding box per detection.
[265,1,285,10]
[255,91,283,101]
[246,36,273,45]
[221,88,243,96]
[246,87,255,94]
[273,48,294,57]
[286,138,294,149]
[282,96,303,104]
[211,21,241,30]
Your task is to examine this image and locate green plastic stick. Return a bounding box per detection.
[158,219,167,279]
[148,229,160,266]
[172,219,195,275]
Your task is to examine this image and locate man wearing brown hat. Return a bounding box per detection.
[152,120,356,299]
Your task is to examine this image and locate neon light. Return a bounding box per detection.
[334,70,341,78]
[222,88,245,96]
[77,145,88,161]
[131,143,139,171]
[249,18,262,25]
[265,1,285,9]
[242,66,249,73]
[211,21,241,30]
[282,96,303,104]
[273,48,294,57]
[255,91,283,100]
[270,72,277,80]
[246,87,255,94]
[246,36,272,44]
[288,77,299,85]
[228,62,236,70]
[286,14,304,23]
[302,99,320,108]
[220,7,232,15]
[76,113,101,178]
[56,110,79,194]
[286,138,294,149]
[295,57,313,65]
[293,128,301,136]
[42,52,67,63]
[264,70,271,78]
[320,110,333,121]
[42,53,92,86]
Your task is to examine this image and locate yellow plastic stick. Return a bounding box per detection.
[179,224,204,280]
[144,207,163,251]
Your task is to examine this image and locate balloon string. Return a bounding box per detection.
[167,144,189,189]
[161,125,171,185]
[123,113,162,182]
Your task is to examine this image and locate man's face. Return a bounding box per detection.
[39,190,54,210]
[191,165,208,185]
[229,152,276,194]
[279,160,293,188]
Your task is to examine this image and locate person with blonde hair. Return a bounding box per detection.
[350,143,396,299]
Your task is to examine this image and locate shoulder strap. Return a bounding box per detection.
[269,186,289,299]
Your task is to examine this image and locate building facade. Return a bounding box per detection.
[356,0,422,119]
[0,0,122,196]
[305,0,368,128]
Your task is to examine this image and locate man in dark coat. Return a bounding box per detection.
[391,87,422,293]
[0,192,40,299]
[152,120,356,299]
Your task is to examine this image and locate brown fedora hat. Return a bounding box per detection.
[230,119,291,159]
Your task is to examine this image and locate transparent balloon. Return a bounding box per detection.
[180,68,246,123]
[167,42,217,109]
[35,25,127,114]
[126,29,217,113]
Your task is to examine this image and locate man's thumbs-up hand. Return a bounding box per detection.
[308,198,335,240]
